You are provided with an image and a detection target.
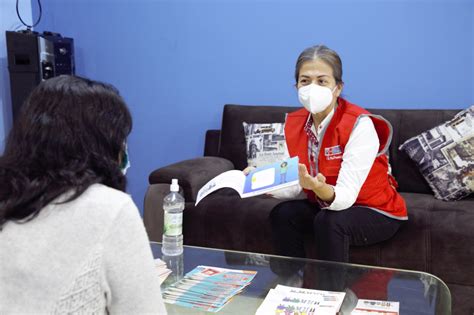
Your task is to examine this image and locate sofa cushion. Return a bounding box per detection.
[430,194,474,286]
[368,109,461,194]
[399,106,474,200]
[243,122,287,167]
[219,104,297,171]
[447,283,474,315]
[351,192,474,287]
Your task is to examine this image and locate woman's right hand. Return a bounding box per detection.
[298,163,326,191]
[243,166,256,175]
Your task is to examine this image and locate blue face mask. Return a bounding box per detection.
[120,143,131,175]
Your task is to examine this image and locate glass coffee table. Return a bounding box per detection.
[151,242,451,314]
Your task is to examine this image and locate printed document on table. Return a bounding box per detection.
[256,284,346,315]
[351,299,400,315]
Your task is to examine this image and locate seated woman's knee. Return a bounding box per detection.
[314,210,345,230]
[270,201,296,224]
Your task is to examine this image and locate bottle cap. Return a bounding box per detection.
[170,179,179,192]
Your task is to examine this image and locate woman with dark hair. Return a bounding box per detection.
[0,75,166,314]
[265,45,408,263]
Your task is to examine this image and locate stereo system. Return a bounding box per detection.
[6,30,75,120]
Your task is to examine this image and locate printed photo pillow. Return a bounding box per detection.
[399,105,474,201]
[242,122,288,168]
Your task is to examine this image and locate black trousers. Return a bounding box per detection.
[270,199,403,263]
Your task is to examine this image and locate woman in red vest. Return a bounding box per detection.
[269,45,408,263]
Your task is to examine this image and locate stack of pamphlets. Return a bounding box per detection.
[155,258,172,284]
[256,284,346,315]
[162,265,257,312]
[351,299,399,315]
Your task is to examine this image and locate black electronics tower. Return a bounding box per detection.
[6,31,75,120]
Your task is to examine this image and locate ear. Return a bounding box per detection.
[335,82,344,97]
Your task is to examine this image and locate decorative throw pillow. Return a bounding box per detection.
[399,106,474,201]
[242,122,288,168]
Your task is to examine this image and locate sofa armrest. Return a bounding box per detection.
[143,183,169,242]
[148,156,234,202]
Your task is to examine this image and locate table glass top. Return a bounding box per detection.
[151,242,451,315]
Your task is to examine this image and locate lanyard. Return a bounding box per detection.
[304,116,319,177]
[307,137,318,177]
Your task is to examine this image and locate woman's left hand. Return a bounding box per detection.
[298,163,326,191]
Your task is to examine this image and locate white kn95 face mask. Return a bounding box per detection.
[298,84,337,114]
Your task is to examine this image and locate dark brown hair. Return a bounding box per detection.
[0,75,132,228]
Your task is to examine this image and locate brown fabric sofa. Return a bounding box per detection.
[144,104,474,314]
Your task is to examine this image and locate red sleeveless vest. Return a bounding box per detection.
[284,98,407,219]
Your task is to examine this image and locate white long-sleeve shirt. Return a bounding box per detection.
[0,184,167,314]
[272,109,380,211]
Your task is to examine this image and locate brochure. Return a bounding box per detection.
[154,258,172,284]
[162,265,257,313]
[256,284,346,315]
[195,156,299,205]
[351,299,400,315]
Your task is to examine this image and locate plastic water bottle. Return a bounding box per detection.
[162,253,184,285]
[161,179,185,256]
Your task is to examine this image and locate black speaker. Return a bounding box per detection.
[6,30,75,120]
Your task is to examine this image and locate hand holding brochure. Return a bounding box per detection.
[195,157,299,205]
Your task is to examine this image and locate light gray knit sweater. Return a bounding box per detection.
[0,184,167,314]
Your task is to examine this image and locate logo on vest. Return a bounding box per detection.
[324,145,343,160]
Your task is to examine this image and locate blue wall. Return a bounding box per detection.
[29,0,473,212]
[0,0,32,153]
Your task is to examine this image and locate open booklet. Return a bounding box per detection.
[195,156,299,206]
